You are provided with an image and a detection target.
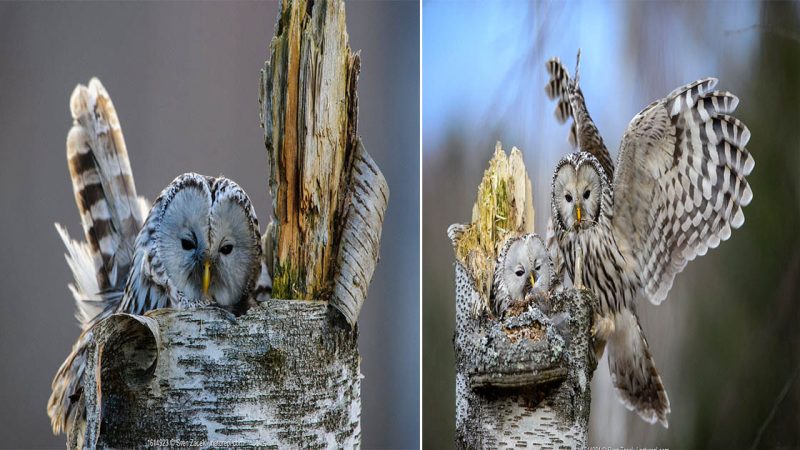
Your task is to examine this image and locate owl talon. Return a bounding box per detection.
[591,313,615,340]
[590,313,614,360]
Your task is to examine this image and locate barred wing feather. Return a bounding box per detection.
[612,78,754,305]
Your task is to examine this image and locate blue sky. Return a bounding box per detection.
[423,1,759,163]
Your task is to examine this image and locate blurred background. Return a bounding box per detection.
[0,1,419,448]
[424,1,799,448]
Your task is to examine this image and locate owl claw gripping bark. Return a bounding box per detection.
[590,313,615,360]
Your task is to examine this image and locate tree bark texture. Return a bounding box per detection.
[454,264,598,449]
[260,0,388,325]
[450,142,598,448]
[77,301,360,449]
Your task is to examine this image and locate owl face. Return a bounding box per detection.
[495,234,553,315]
[551,152,607,232]
[154,174,261,309]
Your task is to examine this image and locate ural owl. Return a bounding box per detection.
[492,234,556,318]
[546,57,753,427]
[47,79,265,435]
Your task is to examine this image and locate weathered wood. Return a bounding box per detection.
[78,301,360,449]
[260,0,378,305]
[451,143,534,317]
[451,144,598,448]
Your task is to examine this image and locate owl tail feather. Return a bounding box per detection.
[47,328,91,436]
[50,79,148,435]
[607,309,671,428]
[63,79,150,329]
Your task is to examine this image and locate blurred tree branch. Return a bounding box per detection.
[724,24,800,44]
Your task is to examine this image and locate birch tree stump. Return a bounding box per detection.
[66,0,387,447]
[76,302,359,449]
[450,143,598,448]
[454,264,598,449]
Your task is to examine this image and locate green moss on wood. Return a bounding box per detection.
[272,261,309,300]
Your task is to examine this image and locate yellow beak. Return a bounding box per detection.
[529,273,536,289]
[576,205,582,224]
[202,259,211,296]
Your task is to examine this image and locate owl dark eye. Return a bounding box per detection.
[535,264,541,271]
[565,193,573,203]
[219,244,234,255]
[181,238,196,251]
[515,269,525,277]
[583,190,591,199]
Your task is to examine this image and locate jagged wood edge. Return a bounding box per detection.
[259,0,387,326]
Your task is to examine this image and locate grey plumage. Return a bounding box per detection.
[57,78,150,330]
[48,79,263,436]
[492,234,556,318]
[548,64,753,427]
[118,173,262,315]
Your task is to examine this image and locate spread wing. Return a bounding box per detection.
[612,78,754,304]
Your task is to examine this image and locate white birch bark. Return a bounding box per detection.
[75,301,360,449]
[454,261,598,448]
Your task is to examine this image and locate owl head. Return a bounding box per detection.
[493,233,554,317]
[150,173,261,310]
[551,151,611,233]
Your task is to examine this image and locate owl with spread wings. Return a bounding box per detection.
[545,53,753,427]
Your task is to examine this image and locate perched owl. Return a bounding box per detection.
[546,59,754,427]
[492,234,556,318]
[117,173,262,314]
[47,79,264,436]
